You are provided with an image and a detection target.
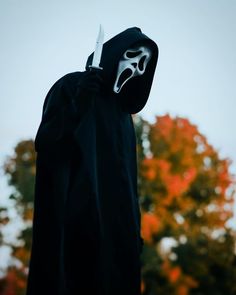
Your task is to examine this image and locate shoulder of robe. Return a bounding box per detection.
[42,71,84,118]
[34,71,84,153]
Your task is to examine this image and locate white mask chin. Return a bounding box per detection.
[113,45,152,94]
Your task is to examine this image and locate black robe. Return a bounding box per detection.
[26,27,158,295]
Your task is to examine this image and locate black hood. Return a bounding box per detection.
[85,27,159,114]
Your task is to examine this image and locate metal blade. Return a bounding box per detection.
[90,24,104,70]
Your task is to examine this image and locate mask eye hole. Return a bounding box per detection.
[138,56,147,71]
[125,50,142,58]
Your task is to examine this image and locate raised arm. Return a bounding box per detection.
[34,71,103,154]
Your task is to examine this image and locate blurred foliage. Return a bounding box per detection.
[0,140,35,295]
[0,115,236,295]
[134,114,236,295]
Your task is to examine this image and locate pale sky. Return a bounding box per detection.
[1,1,236,228]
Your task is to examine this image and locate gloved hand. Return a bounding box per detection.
[73,69,103,116]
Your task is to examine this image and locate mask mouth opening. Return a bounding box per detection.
[114,68,133,93]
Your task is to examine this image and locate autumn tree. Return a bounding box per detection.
[1,115,236,295]
[0,140,36,295]
[133,114,236,295]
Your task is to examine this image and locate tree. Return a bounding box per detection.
[0,140,36,295]
[1,115,236,295]
[133,114,236,295]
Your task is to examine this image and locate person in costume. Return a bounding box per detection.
[26,27,158,295]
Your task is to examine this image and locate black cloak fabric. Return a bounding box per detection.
[26,27,158,295]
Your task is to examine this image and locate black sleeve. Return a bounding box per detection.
[34,74,88,154]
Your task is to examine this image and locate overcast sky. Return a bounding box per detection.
[1,1,236,227]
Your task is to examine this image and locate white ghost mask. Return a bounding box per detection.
[113,45,152,94]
